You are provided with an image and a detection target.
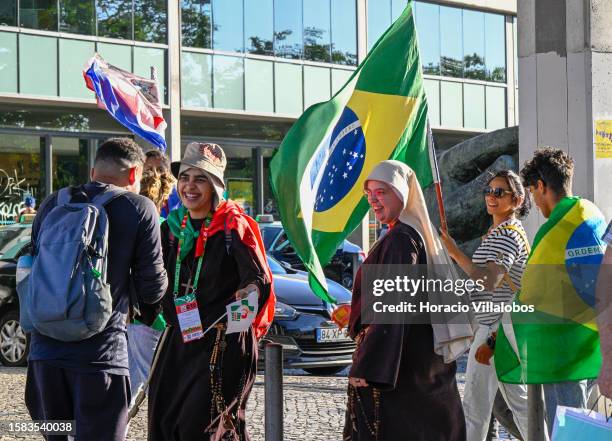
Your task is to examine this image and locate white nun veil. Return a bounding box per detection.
[366,160,474,363]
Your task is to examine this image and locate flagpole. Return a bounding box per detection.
[427,121,448,231]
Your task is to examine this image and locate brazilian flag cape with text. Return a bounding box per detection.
[270,1,432,302]
[495,197,607,384]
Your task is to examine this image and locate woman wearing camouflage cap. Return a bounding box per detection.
[147,142,276,440]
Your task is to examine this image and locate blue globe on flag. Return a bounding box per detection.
[314,107,366,212]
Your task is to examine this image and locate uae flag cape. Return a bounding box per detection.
[167,200,276,339]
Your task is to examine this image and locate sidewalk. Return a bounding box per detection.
[0,360,515,441]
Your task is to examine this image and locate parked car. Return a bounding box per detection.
[0,221,32,366]
[258,218,365,289]
[261,255,354,375]
[0,225,355,374]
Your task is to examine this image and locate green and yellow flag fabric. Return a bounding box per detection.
[269,1,432,302]
[495,197,607,383]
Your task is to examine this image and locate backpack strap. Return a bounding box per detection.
[500,224,532,255]
[91,185,128,209]
[502,273,519,293]
[56,187,74,206]
[224,215,232,255]
[497,224,531,293]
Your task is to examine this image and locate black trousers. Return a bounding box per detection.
[25,360,130,441]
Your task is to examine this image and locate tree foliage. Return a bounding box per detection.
[97,0,132,39]
[182,0,213,48]
[59,0,95,35]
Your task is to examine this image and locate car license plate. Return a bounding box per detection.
[316,327,350,343]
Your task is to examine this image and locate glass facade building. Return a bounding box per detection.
[0,0,517,222]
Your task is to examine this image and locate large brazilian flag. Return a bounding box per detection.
[495,197,607,383]
[269,1,432,302]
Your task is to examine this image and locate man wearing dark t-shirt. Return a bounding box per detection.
[25,138,168,441]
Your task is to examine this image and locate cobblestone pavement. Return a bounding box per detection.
[0,360,513,441]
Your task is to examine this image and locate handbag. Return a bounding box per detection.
[552,397,612,441]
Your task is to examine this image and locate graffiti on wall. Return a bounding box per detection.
[0,168,36,222]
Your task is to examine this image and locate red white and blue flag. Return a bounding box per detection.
[83,54,167,151]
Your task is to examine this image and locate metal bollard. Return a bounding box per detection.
[528,384,549,441]
[264,342,284,441]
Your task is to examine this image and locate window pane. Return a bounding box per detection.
[392,0,406,21]
[485,13,506,82]
[274,62,302,115]
[463,10,485,80]
[133,47,166,103]
[0,32,18,93]
[0,1,17,26]
[304,0,330,62]
[415,1,439,75]
[0,135,45,220]
[59,0,95,35]
[59,39,95,99]
[212,0,243,52]
[440,6,462,78]
[331,68,352,95]
[225,146,256,216]
[423,79,440,125]
[331,0,356,66]
[262,147,278,218]
[97,0,132,40]
[274,0,302,59]
[463,83,485,129]
[513,17,517,86]
[134,0,167,43]
[245,59,273,113]
[440,81,462,127]
[486,86,506,129]
[20,0,57,31]
[0,104,129,133]
[213,55,243,110]
[96,42,132,71]
[181,51,212,107]
[304,66,330,109]
[52,138,89,191]
[20,34,57,96]
[182,0,211,48]
[245,0,273,55]
[367,0,390,51]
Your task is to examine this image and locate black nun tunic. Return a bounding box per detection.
[147,218,271,441]
[344,221,466,441]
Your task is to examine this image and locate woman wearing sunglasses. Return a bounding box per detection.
[440,170,531,441]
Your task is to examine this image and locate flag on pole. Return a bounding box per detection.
[495,197,607,383]
[83,53,167,151]
[269,1,432,302]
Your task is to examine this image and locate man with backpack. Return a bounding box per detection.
[23,138,168,440]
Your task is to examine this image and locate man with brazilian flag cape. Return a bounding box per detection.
[270,0,433,303]
[495,195,607,386]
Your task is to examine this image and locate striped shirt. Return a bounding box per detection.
[470,219,529,326]
[603,221,612,245]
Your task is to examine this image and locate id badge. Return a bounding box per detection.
[174,292,204,343]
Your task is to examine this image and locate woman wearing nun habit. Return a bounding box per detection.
[343,160,472,441]
[147,142,275,441]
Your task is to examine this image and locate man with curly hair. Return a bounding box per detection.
[518,147,605,435]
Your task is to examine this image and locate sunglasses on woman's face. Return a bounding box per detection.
[483,186,512,198]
